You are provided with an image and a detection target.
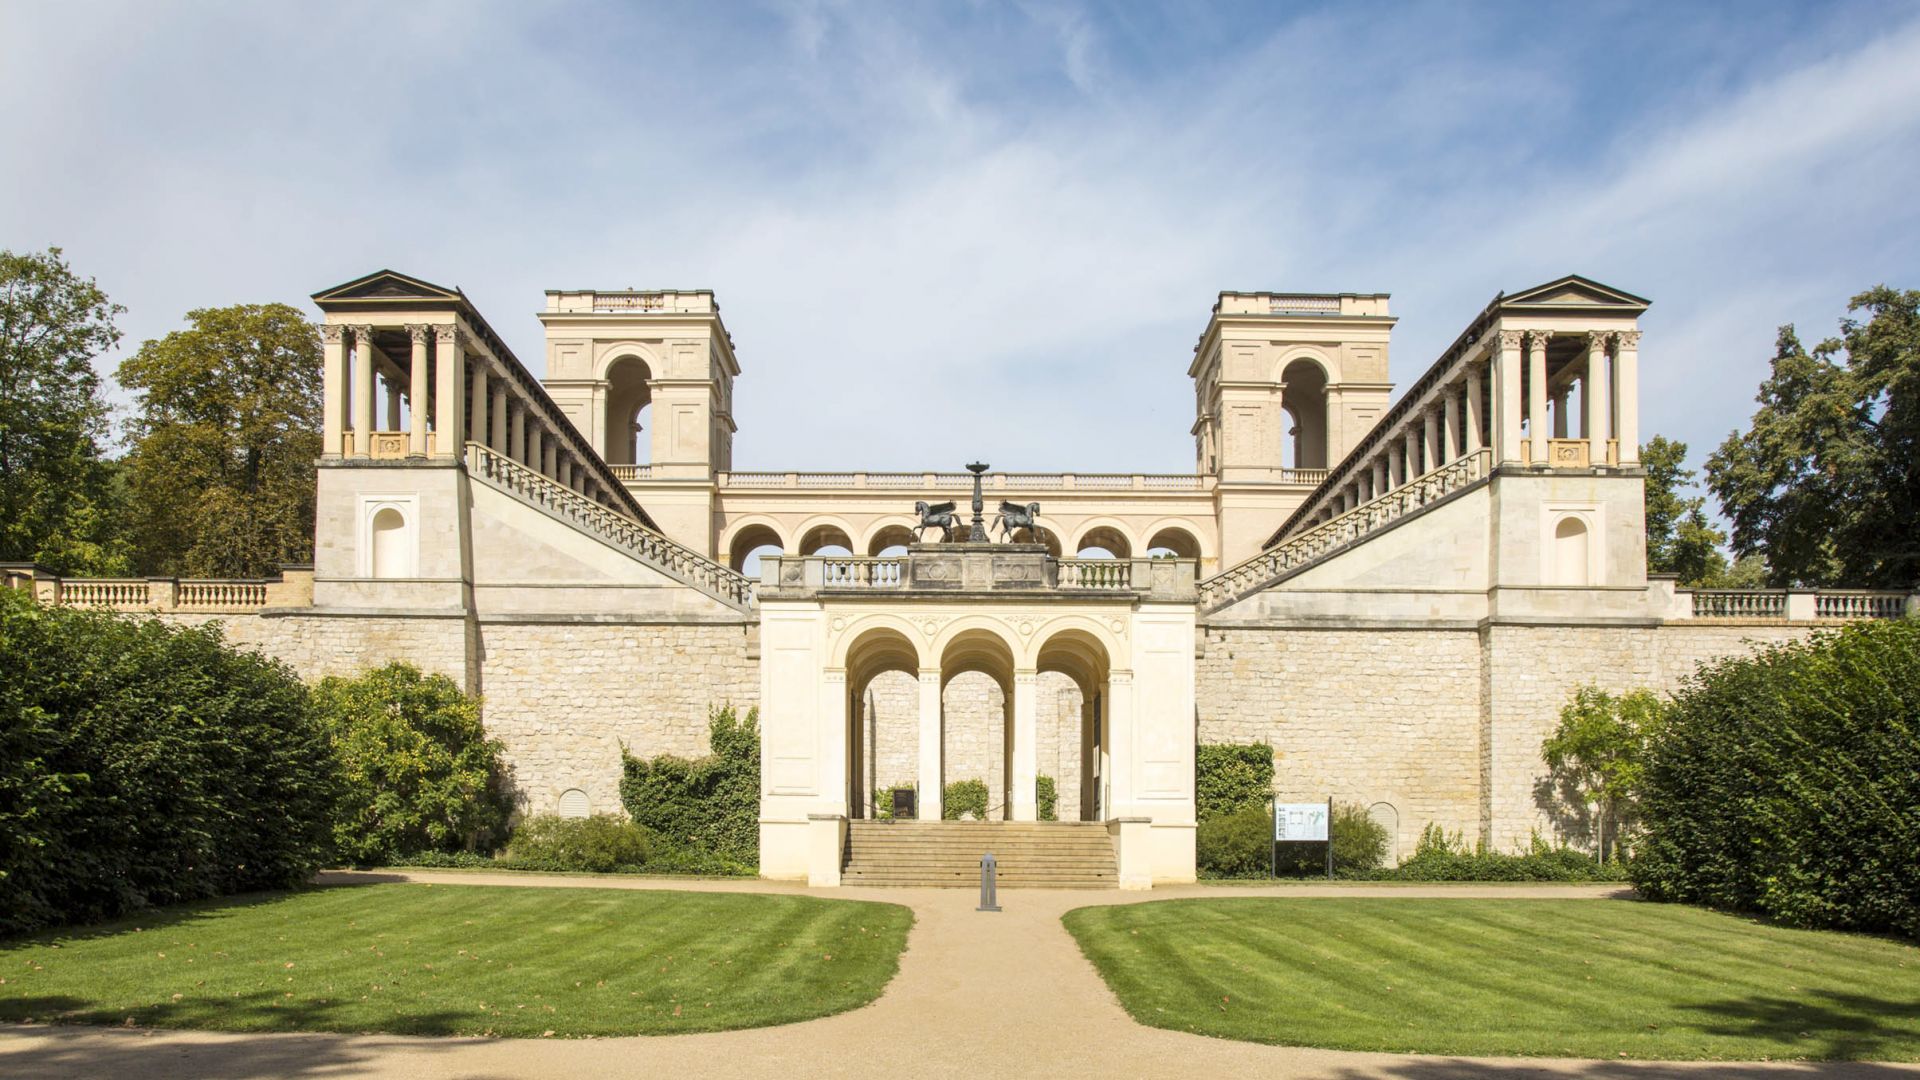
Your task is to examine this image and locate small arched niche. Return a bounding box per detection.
[1551,515,1591,586]
[557,788,590,819]
[370,506,410,579]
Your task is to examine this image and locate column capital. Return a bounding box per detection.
[319,323,345,344]
[1013,669,1038,684]
[406,323,432,344]
[1496,329,1524,350]
[1108,670,1133,685]
[1585,329,1613,353]
[1616,330,1642,349]
[349,323,377,342]
[434,323,463,345]
[823,668,847,685]
[1525,329,1553,348]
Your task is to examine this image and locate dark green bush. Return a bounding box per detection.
[1354,824,1629,882]
[942,778,989,820]
[619,705,759,865]
[1037,775,1058,821]
[1197,806,1272,877]
[1196,742,1273,822]
[316,663,512,865]
[0,592,336,934]
[503,814,655,873]
[1634,620,1920,936]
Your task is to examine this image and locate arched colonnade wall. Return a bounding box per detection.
[759,599,1198,886]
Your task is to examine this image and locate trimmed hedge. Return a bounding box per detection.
[1634,619,1920,936]
[1196,742,1273,822]
[1355,825,1629,882]
[942,779,988,820]
[502,814,654,872]
[0,592,336,934]
[619,705,759,866]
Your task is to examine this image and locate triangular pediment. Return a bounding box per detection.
[312,269,461,305]
[1502,274,1650,311]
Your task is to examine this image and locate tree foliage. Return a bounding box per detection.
[1539,685,1663,862]
[118,303,322,577]
[619,705,760,867]
[1634,619,1920,937]
[0,247,129,574]
[1707,288,1920,587]
[315,663,512,865]
[0,590,337,934]
[1640,435,1732,586]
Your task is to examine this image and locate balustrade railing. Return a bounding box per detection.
[715,471,1218,492]
[1200,449,1493,611]
[469,442,755,610]
[1814,591,1908,620]
[820,557,905,589]
[1270,295,1342,314]
[609,464,652,481]
[1687,589,1909,621]
[1057,559,1132,589]
[60,579,151,607]
[179,580,269,607]
[1690,590,1787,619]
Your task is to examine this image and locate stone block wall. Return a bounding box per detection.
[942,671,1006,816]
[860,669,919,809]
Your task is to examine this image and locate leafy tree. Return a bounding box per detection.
[118,303,321,577]
[1707,287,1920,587]
[316,663,512,865]
[1540,685,1663,862]
[0,247,130,574]
[1640,435,1730,586]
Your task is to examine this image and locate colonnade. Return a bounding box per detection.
[318,320,620,506]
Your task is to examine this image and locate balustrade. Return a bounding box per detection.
[1690,590,1787,619]
[178,581,268,607]
[1057,559,1132,589]
[60,580,150,607]
[820,557,905,589]
[1814,591,1908,619]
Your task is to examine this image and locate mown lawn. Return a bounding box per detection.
[0,883,912,1038]
[1064,898,1920,1061]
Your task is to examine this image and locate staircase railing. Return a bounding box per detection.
[466,441,754,610]
[1199,448,1493,611]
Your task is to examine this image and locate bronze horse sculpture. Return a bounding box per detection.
[914,500,960,542]
[993,500,1042,542]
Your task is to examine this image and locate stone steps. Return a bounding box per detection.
[843,821,1117,889]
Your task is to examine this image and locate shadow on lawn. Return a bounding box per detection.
[1320,1062,1919,1079]
[0,1018,496,1080]
[0,985,495,1039]
[1676,989,1920,1063]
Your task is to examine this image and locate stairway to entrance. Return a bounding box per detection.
[842,821,1118,888]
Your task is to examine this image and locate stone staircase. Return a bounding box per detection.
[842,821,1118,889]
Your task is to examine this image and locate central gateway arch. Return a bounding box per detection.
[756,542,1198,888]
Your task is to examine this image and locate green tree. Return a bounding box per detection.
[1640,435,1730,586]
[0,248,130,574]
[1540,685,1663,863]
[118,303,321,577]
[1707,287,1920,587]
[316,663,512,865]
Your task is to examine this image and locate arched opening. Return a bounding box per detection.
[604,355,652,466]
[1552,516,1590,586]
[799,523,854,556]
[1074,525,1132,560]
[1026,526,1063,558]
[557,788,590,819]
[866,523,917,557]
[1368,801,1400,864]
[370,506,408,578]
[845,627,921,820]
[1280,358,1330,469]
[1145,526,1202,561]
[727,524,785,576]
[941,630,1017,820]
[1035,628,1112,822]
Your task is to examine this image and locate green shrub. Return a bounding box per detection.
[942,778,988,820]
[1037,775,1058,821]
[1197,806,1272,877]
[1196,742,1273,822]
[1274,802,1391,875]
[502,814,655,873]
[619,705,759,865]
[316,663,512,865]
[1633,620,1920,936]
[1356,824,1630,882]
[0,592,336,934]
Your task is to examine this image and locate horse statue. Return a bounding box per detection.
[993,500,1042,542]
[914,500,960,542]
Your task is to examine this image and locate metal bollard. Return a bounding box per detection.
[976,852,1002,912]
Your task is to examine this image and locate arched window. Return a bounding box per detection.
[604,356,652,466]
[1552,516,1590,586]
[370,506,409,578]
[1279,359,1330,469]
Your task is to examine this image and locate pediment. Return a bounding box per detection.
[312,269,461,305]
[1502,275,1650,311]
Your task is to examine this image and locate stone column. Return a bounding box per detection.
[917,668,944,821]
[434,326,464,458]
[1441,390,1460,460]
[821,671,849,818]
[349,325,376,459]
[529,427,545,478]
[1615,331,1641,464]
[384,380,402,431]
[1374,456,1389,496]
[1586,331,1612,466]
[1526,330,1551,465]
[509,403,526,464]
[469,364,489,459]
[541,433,558,479]
[1423,406,1442,469]
[1403,426,1422,480]
[320,325,345,458]
[1105,671,1134,814]
[490,381,508,452]
[407,325,431,457]
[1551,387,1570,439]
[1495,330,1522,464]
[1011,670,1038,821]
[1465,366,1484,453]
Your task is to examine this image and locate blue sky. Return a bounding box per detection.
[4,1,1918,485]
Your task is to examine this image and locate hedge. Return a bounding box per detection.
[1196,742,1273,822]
[1354,825,1629,882]
[619,705,759,865]
[0,592,336,934]
[1633,619,1920,936]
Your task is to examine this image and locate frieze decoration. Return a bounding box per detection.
[918,617,944,638]
[1108,618,1127,635]
[1015,619,1034,638]
[830,616,846,632]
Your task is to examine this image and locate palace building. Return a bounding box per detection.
[11,270,1913,887]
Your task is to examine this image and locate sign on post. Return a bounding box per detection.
[1270,797,1335,879]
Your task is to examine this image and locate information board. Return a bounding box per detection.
[1273,802,1329,842]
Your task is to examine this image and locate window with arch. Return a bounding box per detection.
[1279,358,1330,469]
[603,355,653,466]
[1551,515,1591,586]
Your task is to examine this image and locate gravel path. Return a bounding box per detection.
[3,871,1913,1079]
